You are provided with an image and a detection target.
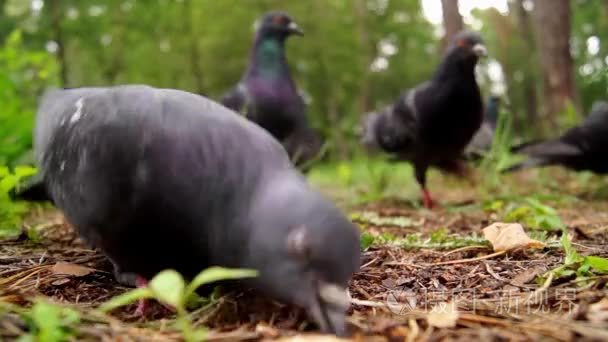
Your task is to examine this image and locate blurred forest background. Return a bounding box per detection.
[0,0,607,166]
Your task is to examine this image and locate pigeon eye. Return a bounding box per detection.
[273,15,287,26]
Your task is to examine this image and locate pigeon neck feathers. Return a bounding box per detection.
[432,48,479,83]
[248,33,291,80]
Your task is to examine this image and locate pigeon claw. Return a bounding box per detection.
[421,189,435,209]
[134,276,149,317]
[132,275,177,316]
[134,299,148,317]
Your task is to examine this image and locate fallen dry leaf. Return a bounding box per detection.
[503,266,546,291]
[427,301,459,328]
[255,322,280,339]
[51,262,96,277]
[483,222,544,252]
[587,297,608,323]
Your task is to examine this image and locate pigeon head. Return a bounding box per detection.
[255,11,304,39]
[447,30,487,62]
[246,174,361,336]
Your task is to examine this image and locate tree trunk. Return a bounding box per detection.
[49,1,68,86]
[531,0,579,127]
[183,0,205,95]
[355,0,372,115]
[513,0,539,131]
[441,0,464,50]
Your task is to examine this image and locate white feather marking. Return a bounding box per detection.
[70,98,85,124]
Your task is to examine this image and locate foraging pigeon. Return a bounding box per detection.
[464,95,501,159]
[221,11,323,168]
[34,85,360,336]
[503,101,608,174]
[361,31,487,208]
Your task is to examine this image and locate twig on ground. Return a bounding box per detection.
[427,250,507,266]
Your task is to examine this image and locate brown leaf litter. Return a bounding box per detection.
[2,174,608,341]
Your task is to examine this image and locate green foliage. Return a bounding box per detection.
[541,232,608,284]
[503,198,565,231]
[360,231,375,250]
[0,165,37,239]
[99,267,257,342]
[0,1,439,161]
[485,197,566,232]
[0,1,604,161]
[351,210,415,228]
[16,300,80,342]
[479,108,519,190]
[0,29,59,165]
[399,228,488,250]
[360,227,488,250]
[571,0,608,114]
[309,157,417,205]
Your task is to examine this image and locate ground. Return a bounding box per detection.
[1,165,608,341]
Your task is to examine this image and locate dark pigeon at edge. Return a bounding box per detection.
[33,85,361,336]
[220,11,323,169]
[503,101,608,174]
[361,31,487,208]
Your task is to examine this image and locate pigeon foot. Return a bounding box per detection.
[134,276,149,316]
[421,189,435,209]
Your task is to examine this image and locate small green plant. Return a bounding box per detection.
[540,232,608,284]
[0,165,38,239]
[479,108,518,190]
[502,197,565,231]
[364,157,394,199]
[399,228,488,250]
[360,232,375,250]
[351,211,416,228]
[99,266,257,342]
[308,158,417,205]
[16,299,81,342]
[360,227,488,250]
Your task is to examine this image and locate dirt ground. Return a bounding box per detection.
[1,169,608,341]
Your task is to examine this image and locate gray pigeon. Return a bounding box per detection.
[504,101,608,173]
[33,85,361,336]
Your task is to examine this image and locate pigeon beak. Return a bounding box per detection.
[287,21,304,36]
[472,43,487,57]
[308,282,350,337]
